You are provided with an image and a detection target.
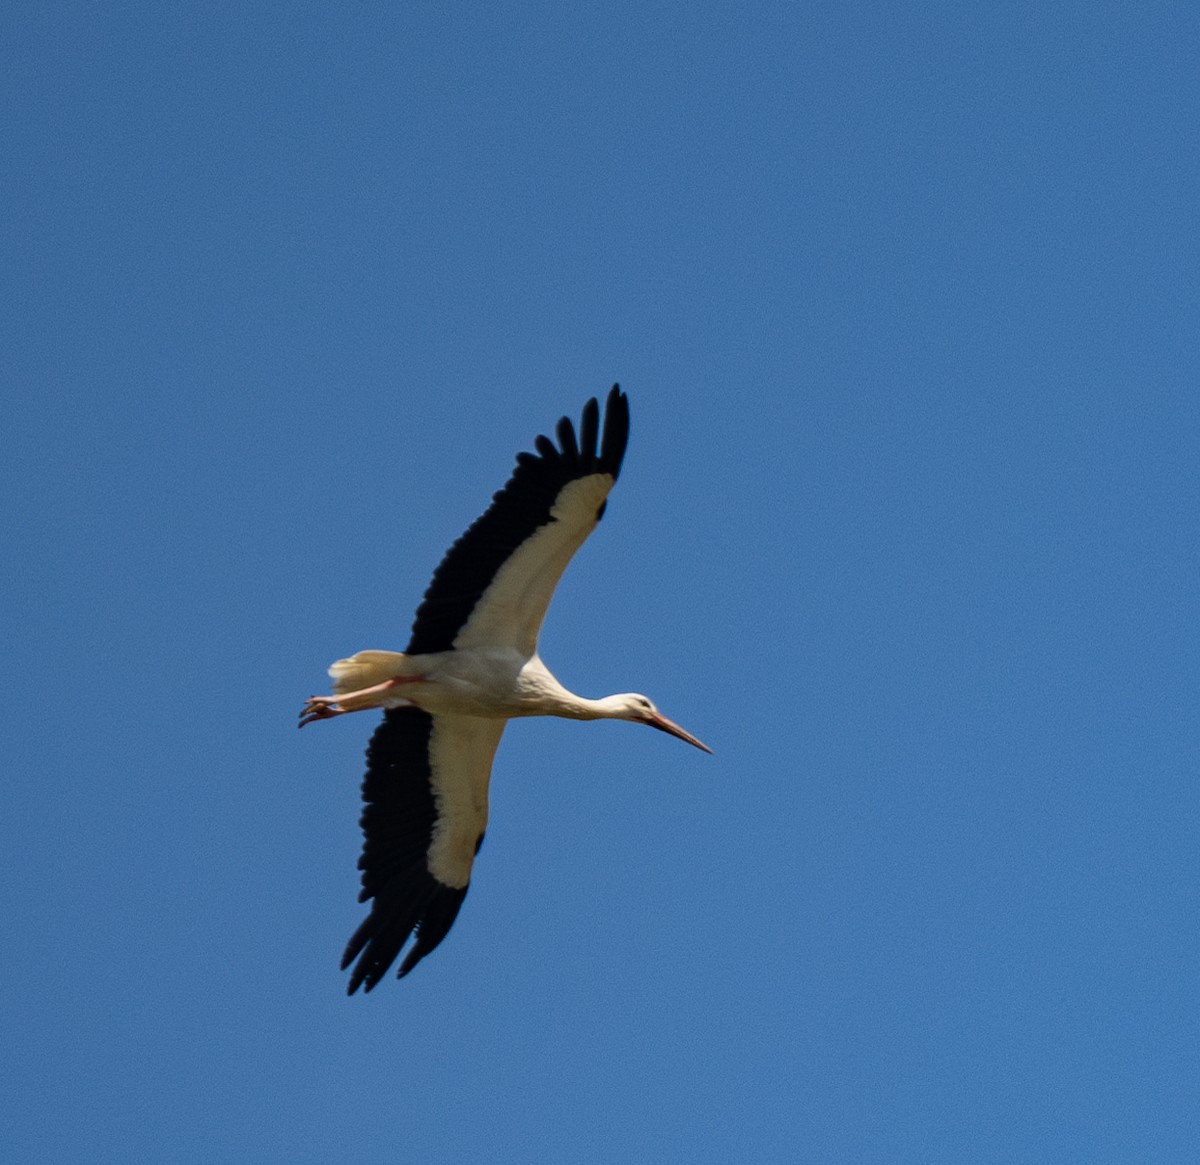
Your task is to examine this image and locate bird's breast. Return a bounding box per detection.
[405,647,533,718]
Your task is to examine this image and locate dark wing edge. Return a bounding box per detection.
[341,708,470,993]
[405,385,630,656]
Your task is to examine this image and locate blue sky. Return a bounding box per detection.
[5,2,1198,1161]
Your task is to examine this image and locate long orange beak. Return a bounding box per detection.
[646,711,712,754]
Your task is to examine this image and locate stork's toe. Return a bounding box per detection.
[298,696,344,728]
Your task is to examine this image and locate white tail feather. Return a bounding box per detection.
[328,650,409,696]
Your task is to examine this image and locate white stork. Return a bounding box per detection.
[301,385,709,993]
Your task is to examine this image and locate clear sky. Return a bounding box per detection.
[5,3,1198,1161]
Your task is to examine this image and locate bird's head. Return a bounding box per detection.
[602,693,712,754]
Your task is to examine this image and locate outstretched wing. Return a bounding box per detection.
[343,708,506,993]
[406,385,630,657]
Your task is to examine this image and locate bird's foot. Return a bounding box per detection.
[298,696,345,728]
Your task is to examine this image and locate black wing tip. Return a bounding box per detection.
[599,384,630,480]
[539,384,629,478]
[342,879,470,994]
[555,414,580,461]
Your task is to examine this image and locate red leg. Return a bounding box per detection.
[298,675,429,728]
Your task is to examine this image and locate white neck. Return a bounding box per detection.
[563,693,641,721]
[520,659,640,722]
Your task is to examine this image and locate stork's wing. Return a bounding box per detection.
[343,708,506,993]
[405,385,630,657]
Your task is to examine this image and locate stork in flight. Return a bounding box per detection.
[301,385,710,993]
